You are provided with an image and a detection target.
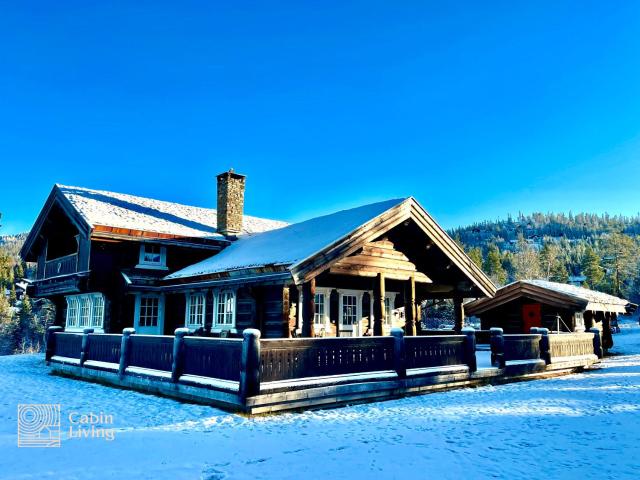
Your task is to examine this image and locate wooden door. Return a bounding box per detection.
[522,304,541,332]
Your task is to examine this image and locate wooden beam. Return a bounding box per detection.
[404,275,416,336]
[373,273,385,336]
[301,278,315,338]
[453,296,464,333]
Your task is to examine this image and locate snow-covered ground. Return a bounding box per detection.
[2,322,640,480]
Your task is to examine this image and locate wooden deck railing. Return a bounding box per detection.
[44,253,78,278]
[46,326,600,400]
[52,332,83,359]
[260,337,395,382]
[183,337,242,382]
[128,335,174,372]
[549,332,595,360]
[405,335,466,369]
[86,334,122,364]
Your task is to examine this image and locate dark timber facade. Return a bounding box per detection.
[21,171,496,339]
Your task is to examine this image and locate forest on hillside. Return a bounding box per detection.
[450,212,640,304]
[0,218,51,354]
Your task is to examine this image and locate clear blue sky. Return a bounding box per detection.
[2,1,640,235]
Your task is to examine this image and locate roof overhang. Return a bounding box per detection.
[466,281,628,315]
[290,198,496,298]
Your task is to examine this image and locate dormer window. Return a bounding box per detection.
[137,244,167,269]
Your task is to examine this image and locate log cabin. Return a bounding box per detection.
[465,279,636,350]
[21,170,496,338]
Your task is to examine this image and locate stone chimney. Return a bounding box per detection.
[216,169,246,236]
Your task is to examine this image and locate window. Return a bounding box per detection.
[384,297,391,325]
[186,293,206,329]
[65,293,106,332]
[66,297,79,329]
[214,291,235,327]
[314,293,325,325]
[342,294,357,325]
[137,244,167,268]
[139,296,159,327]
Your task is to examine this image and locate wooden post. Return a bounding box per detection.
[79,328,94,367]
[453,296,464,333]
[538,328,551,364]
[490,327,505,368]
[590,327,603,359]
[240,328,261,400]
[45,326,63,362]
[404,275,416,336]
[415,302,422,334]
[391,327,406,378]
[118,328,135,379]
[373,273,385,336]
[462,327,477,372]
[171,328,189,382]
[301,278,316,338]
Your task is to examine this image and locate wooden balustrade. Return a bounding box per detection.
[53,332,83,359]
[128,335,174,372]
[503,334,541,361]
[260,337,395,382]
[183,337,242,381]
[86,334,122,364]
[548,333,595,360]
[44,253,78,278]
[405,335,466,369]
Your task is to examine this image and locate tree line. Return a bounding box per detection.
[0,215,50,354]
[455,212,640,303]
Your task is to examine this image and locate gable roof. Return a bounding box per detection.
[166,198,405,279]
[465,279,630,315]
[165,197,497,298]
[20,184,288,260]
[57,185,288,238]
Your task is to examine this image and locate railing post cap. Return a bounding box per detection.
[461,326,475,334]
[243,328,261,340]
[390,327,404,337]
[122,327,136,336]
[174,327,190,337]
[490,327,504,334]
[538,328,549,335]
[589,327,600,334]
[83,328,95,334]
[48,326,63,332]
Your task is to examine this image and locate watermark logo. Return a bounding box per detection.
[17,404,61,448]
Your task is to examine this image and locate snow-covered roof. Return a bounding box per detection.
[466,278,630,315]
[57,185,288,239]
[522,280,629,308]
[166,198,406,279]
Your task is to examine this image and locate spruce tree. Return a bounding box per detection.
[467,247,483,269]
[483,245,507,285]
[581,245,604,288]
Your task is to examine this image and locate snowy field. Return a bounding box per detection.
[2,324,640,480]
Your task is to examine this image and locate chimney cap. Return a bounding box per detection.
[217,168,246,181]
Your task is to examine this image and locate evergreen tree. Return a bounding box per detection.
[467,247,483,269]
[8,285,17,306]
[483,245,507,285]
[550,261,569,283]
[601,233,638,297]
[581,245,604,288]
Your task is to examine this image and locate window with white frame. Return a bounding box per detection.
[137,244,167,268]
[214,290,235,328]
[186,292,206,329]
[65,293,106,332]
[139,296,160,327]
[314,293,325,325]
[384,297,392,325]
[342,294,358,325]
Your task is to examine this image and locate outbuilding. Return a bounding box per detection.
[465,279,636,350]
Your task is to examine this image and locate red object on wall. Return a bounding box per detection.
[522,303,542,332]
